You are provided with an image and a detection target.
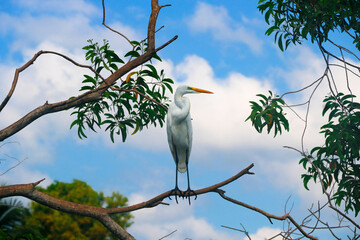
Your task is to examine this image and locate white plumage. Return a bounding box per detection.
[166,85,213,203]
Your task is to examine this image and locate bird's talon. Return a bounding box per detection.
[168,187,182,203]
[183,189,197,204]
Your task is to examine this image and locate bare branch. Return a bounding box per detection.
[97,214,136,240]
[214,189,318,240]
[221,224,252,240]
[102,0,134,46]
[158,229,177,240]
[329,205,360,231]
[300,70,324,153]
[320,44,360,70]
[327,38,360,62]
[0,51,106,114]
[0,157,27,176]
[279,74,324,99]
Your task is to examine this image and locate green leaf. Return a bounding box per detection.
[278,34,284,51]
[80,85,94,91]
[70,119,80,129]
[124,50,140,58]
[82,75,97,85]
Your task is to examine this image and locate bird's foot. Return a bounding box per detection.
[168,187,183,204]
[183,188,197,205]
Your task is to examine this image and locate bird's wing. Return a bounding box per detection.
[185,113,192,163]
[166,104,176,161]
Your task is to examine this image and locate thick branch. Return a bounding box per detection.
[0,164,254,238]
[107,163,254,214]
[0,179,134,240]
[97,214,136,240]
[0,164,254,215]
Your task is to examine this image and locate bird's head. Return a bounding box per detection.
[176,85,214,96]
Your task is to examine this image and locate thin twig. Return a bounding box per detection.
[158,229,177,240]
[102,0,134,46]
[279,75,324,99]
[221,224,252,240]
[214,189,318,240]
[0,158,27,176]
[327,38,360,62]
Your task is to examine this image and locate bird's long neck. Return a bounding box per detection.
[174,94,190,121]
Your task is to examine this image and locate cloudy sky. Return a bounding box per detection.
[0,1,359,239]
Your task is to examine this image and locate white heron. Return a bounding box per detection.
[166,85,213,204]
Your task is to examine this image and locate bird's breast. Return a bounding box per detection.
[170,121,190,147]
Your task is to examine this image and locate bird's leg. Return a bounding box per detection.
[168,147,183,203]
[184,150,197,205]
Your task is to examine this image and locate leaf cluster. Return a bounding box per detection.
[258,0,360,51]
[246,91,289,137]
[299,93,360,216]
[70,39,173,142]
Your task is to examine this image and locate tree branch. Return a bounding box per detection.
[214,189,318,240]
[0,165,254,213]
[97,214,136,240]
[0,164,254,239]
[102,0,134,46]
[0,0,177,142]
[107,163,254,214]
[0,50,107,115]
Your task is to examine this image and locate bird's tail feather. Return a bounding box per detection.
[178,162,187,173]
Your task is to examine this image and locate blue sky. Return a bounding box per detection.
[0,0,359,239]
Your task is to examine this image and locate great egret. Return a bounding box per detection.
[166,85,213,204]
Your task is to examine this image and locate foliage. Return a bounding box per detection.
[70,39,174,142]
[258,0,360,51]
[0,198,26,231]
[253,0,360,218]
[0,197,45,239]
[246,91,289,137]
[300,93,360,216]
[25,179,133,240]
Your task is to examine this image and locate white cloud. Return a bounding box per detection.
[0,6,139,57]
[187,2,263,54]
[14,0,98,16]
[258,157,325,205]
[247,227,282,240]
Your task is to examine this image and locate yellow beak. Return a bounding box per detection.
[190,87,214,94]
